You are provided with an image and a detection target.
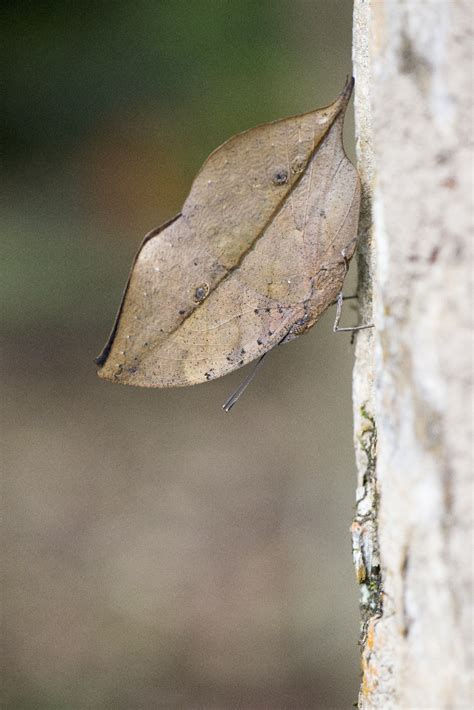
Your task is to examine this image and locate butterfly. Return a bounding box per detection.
[96,78,362,406]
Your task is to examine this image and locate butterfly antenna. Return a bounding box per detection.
[222,353,268,412]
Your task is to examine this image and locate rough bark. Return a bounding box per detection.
[351,1,473,708]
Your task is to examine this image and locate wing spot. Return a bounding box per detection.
[272,169,288,186]
[194,283,210,302]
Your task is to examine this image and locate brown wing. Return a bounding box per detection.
[96,78,360,387]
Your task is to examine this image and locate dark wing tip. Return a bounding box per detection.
[94,309,122,368]
[94,348,109,367]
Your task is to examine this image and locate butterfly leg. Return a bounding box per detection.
[222,319,300,411]
[332,291,374,333]
[329,294,357,306]
[222,352,268,412]
[332,249,374,336]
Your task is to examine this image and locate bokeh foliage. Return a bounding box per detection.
[2,3,359,709]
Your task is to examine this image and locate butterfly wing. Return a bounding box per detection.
[96,79,360,387]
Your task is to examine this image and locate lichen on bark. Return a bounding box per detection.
[351,405,382,633]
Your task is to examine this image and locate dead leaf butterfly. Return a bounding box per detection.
[96,78,362,407]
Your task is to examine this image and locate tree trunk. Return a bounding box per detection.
[351,1,473,708]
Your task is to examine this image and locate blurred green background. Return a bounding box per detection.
[2,1,360,708]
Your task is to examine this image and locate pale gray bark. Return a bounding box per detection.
[351,1,473,708]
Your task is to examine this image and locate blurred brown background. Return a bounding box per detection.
[2,2,360,708]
